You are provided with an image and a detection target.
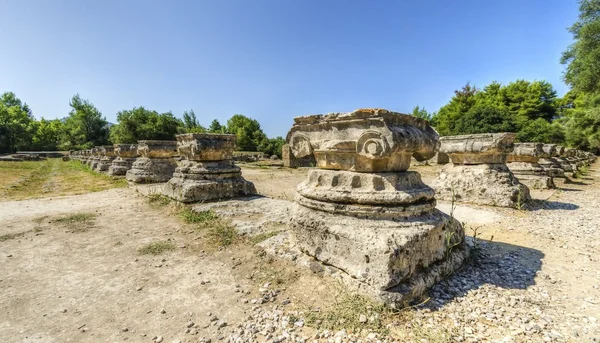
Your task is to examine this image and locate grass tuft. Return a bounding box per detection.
[53,212,96,232]
[250,231,281,244]
[180,208,218,224]
[304,292,392,334]
[0,232,24,242]
[148,193,172,206]
[137,241,176,255]
[208,221,240,247]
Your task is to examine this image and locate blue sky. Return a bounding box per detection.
[0,0,579,137]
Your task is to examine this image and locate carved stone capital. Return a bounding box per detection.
[285,108,439,172]
[137,140,178,158]
[176,133,236,161]
[440,133,515,165]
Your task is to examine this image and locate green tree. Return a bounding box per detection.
[561,0,600,93]
[109,107,183,143]
[0,92,35,153]
[516,118,565,143]
[208,119,224,133]
[31,118,63,151]
[182,109,206,133]
[410,106,432,121]
[61,94,109,149]
[226,114,268,151]
[453,105,516,135]
[564,107,600,152]
[258,136,285,158]
[431,83,479,135]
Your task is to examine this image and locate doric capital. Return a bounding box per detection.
[507,142,543,163]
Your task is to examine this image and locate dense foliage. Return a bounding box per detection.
[0,92,284,157]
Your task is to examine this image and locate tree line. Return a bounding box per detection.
[0,93,285,157]
[411,0,600,153]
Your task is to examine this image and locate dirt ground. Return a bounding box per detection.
[1,161,599,342]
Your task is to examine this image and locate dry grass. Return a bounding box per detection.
[0,159,126,201]
[53,212,97,233]
[137,241,176,255]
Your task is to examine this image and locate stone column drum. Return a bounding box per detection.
[507,142,555,189]
[108,144,138,176]
[95,146,116,172]
[538,144,566,178]
[162,134,256,202]
[431,133,531,208]
[89,147,101,169]
[287,108,466,306]
[125,140,178,183]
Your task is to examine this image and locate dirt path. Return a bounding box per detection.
[0,188,327,343]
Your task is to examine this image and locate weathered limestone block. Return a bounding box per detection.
[108,144,138,176]
[163,134,256,202]
[282,144,315,168]
[428,151,449,165]
[125,141,178,183]
[288,109,466,306]
[95,146,116,172]
[507,143,555,189]
[538,144,566,178]
[431,133,531,208]
[89,147,102,169]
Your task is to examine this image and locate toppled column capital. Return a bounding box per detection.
[286,108,439,172]
[439,133,516,164]
[176,133,235,161]
[507,142,543,163]
[137,140,178,158]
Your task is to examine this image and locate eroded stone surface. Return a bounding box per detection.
[433,164,530,207]
[95,146,116,172]
[539,144,566,178]
[288,109,466,306]
[433,133,531,207]
[163,134,256,202]
[507,143,555,189]
[286,108,439,172]
[126,141,178,183]
[108,144,138,176]
[439,133,515,164]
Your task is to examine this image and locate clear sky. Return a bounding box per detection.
[0,0,579,137]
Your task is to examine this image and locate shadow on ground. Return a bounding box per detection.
[420,239,543,310]
[526,199,579,211]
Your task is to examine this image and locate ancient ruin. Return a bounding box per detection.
[431,133,531,208]
[108,144,138,176]
[89,147,102,169]
[282,144,316,168]
[162,133,256,202]
[125,140,178,183]
[538,144,566,178]
[287,108,466,306]
[95,146,116,172]
[507,142,555,189]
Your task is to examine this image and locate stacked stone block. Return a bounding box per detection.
[162,134,256,202]
[431,133,531,208]
[125,140,178,183]
[507,142,555,189]
[108,144,138,176]
[287,108,466,306]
